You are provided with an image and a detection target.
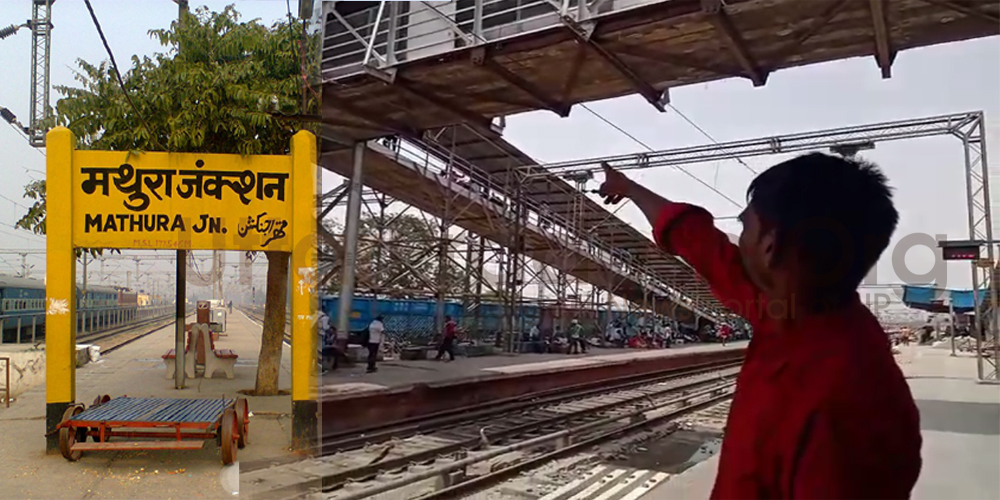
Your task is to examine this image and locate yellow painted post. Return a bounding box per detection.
[45,127,77,453]
[290,130,318,451]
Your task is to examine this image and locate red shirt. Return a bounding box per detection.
[653,203,922,499]
[444,321,457,339]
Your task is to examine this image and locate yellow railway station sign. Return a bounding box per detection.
[45,126,318,452]
[73,150,293,251]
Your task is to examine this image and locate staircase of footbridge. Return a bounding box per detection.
[320,137,725,323]
[411,124,731,320]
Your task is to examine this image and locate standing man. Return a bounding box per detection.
[436,315,457,362]
[529,322,542,353]
[598,154,921,498]
[719,323,732,347]
[366,315,384,373]
[567,319,587,354]
[317,309,332,374]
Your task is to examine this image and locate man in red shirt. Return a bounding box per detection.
[717,324,732,347]
[436,315,458,362]
[598,153,921,499]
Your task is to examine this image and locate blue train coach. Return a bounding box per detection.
[0,275,133,343]
[321,296,464,343]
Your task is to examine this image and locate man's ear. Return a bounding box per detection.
[760,229,778,270]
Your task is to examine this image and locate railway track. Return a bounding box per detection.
[79,312,194,354]
[242,359,741,500]
[238,307,291,344]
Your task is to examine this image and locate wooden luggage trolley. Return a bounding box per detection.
[55,395,249,465]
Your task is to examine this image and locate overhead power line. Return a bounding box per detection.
[666,103,758,175]
[83,0,165,151]
[579,102,744,210]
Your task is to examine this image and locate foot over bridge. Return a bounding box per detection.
[413,123,729,319]
[320,140,729,324]
[320,0,999,142]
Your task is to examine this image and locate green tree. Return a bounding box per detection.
[15,5,319,396]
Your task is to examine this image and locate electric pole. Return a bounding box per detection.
[1,0,54,147]
[174,0,189,391]
[19,252,30,278]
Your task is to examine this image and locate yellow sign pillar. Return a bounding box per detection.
[290,131,318,450]
[44,126,319,452]
[45,128,78,452]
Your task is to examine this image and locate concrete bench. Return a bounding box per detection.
[199,324,238,379]
[162,348,196,379]
[162,325,237,379]
[204,347,238,379]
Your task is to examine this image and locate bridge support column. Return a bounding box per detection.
[336,142,366,345]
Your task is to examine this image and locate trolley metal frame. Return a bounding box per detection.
[55,395,249,465]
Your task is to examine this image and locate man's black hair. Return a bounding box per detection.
[747,152,899,301]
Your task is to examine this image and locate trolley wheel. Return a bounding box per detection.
[220,407,238,465]
[235,398,249,449]
[58,405,87,462]
[91,394,111,408]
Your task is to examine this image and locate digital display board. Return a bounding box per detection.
[942,245,981,261]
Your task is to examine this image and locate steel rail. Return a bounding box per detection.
[76,313,175,346]
[421,390,733,500]
[319,368,739,491]
[328,379,736,500]
[98,312,196,354]
[321,358,742,453]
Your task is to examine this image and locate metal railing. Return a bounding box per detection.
[0,304,175,345]
[321,0,653,78]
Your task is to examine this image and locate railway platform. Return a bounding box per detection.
[0,311,296,499]
[645,345,1000,499]
[319,341,746,454]
[321,341,748,396]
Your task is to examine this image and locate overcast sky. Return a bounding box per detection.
[0,1,997,306]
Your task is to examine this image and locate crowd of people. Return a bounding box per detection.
[520,315,751,353]
[317,306,750,373]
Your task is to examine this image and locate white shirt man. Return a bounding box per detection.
[318,311,330,346]
[365,316,385,373]
[368,317,384,345]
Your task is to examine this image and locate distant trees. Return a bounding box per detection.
[320,213,465,298]
[17,6,319,396]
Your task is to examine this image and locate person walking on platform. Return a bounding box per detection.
[598,154,921,499]
[436,316,458,361]
[718,323,732,347]
[318,309,333,375]
[365,315,384,373]
[567,319,586,354]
